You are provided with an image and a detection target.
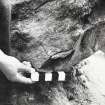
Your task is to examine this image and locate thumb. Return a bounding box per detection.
[18,65,35,73]
[16,74,33,84]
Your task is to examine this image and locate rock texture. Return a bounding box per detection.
[77,50,105,105]
[1,0,105,105]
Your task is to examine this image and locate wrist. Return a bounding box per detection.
[0,50,8,70]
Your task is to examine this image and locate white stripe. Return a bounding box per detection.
[58,71,65,81]
[45,72,52,81]
[31,72,39,82]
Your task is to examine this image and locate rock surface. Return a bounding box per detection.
[0,0,105,105]
[77,50,105,105]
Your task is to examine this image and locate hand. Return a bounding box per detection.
[0,52,35,84]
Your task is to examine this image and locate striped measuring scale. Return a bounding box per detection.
[31,71,72,82]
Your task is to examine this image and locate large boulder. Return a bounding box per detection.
[10,0,97,70]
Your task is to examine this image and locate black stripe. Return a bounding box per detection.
[65,71,72,81]
[39,72,45,82]
[52,72,59,81]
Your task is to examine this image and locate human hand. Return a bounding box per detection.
[0,53,35,84]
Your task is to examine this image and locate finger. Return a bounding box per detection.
[19,66,35,73]
[22,61,32,67]
[16,74,33,84]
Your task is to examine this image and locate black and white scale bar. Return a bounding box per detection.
[31,71,68,82]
